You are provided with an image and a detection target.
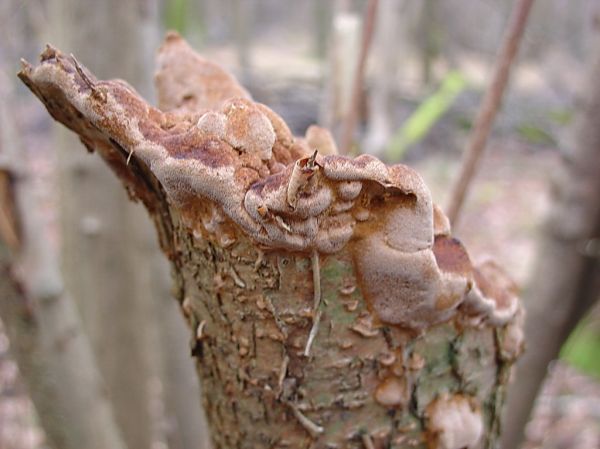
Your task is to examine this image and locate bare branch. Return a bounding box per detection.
[339,0,379,154]
[446,0,535,225]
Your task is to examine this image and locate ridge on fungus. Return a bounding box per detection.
[18,33,520,331]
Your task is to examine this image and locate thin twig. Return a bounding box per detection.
[276,355,290,398]
[311,250,321,310]
[446,0,535,225]
[304,250,322,356]
[339,0,379,154]
[70,53,98,94]
[288,402,324,438]
[71,53,107,103]
[304,310,322,357]
[0,172,20,250]
[362,433,376,449]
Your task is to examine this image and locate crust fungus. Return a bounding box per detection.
[426,394,483,449]
[463,259,520,325]
[155,32,250,112]
[18,34,523,332]
[374,377,410,408]
[304,125,339,156]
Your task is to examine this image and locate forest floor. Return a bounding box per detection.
[1,60,599,448]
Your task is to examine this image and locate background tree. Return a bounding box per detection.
[502,37,600,449]
[0,71,127,449]
[44,0,207,447]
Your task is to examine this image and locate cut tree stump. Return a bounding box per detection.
[18,34,524,449]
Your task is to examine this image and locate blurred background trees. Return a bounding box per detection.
[0,1,599,448]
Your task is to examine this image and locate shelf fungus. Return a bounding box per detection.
[20,34,525,449]
[18,40,520,332]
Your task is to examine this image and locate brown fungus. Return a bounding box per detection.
[19,36,522,336]
[463,259,520,325]
[304,124,339,156]
[155,32,250,112]
[18,35,527,448]
[374,377,409,408]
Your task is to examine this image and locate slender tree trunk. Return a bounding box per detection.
[364,0,404,155]
[501,39,600,449]
[20,35,525,449]
[231,0,254,82]
[320,5,361,139]
[0,74,126,449]
[312,0,333,60]
[417,0,438,87]
[45,1,167,448]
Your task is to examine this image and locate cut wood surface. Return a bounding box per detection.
[19,34,525,449]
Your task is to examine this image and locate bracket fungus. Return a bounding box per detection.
[19,34,525,449]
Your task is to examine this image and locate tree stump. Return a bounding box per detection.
[19,34,524,449]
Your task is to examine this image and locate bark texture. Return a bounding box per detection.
[19,35,524,449]
[501,39,600,449]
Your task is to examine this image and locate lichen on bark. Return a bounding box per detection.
[19,34,524,449]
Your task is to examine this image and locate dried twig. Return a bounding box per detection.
[446,0,535,224]
[304,250,322,356]
[339,0,379,154]
[288,401,324,438]
[304,310,322,357]
[0,172,20,250]
[362,432,376,449]
[276,355,289,398]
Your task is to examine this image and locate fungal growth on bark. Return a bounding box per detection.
[19,34,525,449]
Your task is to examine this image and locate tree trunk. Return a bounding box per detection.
[0,74,126,449]
[501,38,600,449]
[363,0,405,155]
[230,0,254,83]
[320,5,361,140]
[160,261,213,449]
[45,1,170,448]
[19,35,525,449]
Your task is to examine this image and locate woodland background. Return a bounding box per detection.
[0,0,599,448]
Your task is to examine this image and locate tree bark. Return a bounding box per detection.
[160,261,212,449]
[19,35,525,449]
[501,39,600,449]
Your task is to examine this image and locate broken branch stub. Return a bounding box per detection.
[19,34,524,449]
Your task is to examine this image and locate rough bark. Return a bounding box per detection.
[0,76,126,449]
[501,39,600,449]
[44,1,179,448]
[160,262,212,449]
[19,35,525,449]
